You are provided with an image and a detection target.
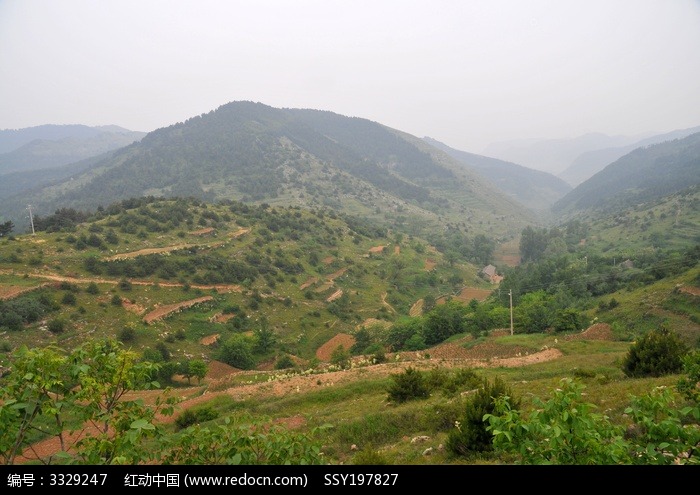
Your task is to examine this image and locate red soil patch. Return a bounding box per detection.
[327,267,347,281]
[394,245,400,255]
[200,334,220,346]
[369,245,386,254]
[143,296,214,324]
[299,277,319,290]
[424,259,436,271]
[230,228,251,238]
[0,283,47,300]
[322,256,335,265]
[565,322,614,341]
[206,360,239,380]
[679,285,700,296]
[316,333,356,361]
[211,313,235,323]
[326,289,343,302]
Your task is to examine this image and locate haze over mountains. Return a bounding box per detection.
[484,125,700,187]
[1,101,698,241]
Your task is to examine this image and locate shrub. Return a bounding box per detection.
[275,354,295,370]
[111,294,123,306]
[47,318,65,334]
[446,376,517,456]
[387,367,430,403]
[61,292,77,306]
[330,344,351,369]
[118,325,136,343]
[175,406,218,430]
[622,326,689,378]
[85,282,100,295]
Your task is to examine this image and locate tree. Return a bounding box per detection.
[218,334,256,370]
[622,326,689,378]
[253,317,276,354]
[0,220,14,237]
[0,339,169,465]
[188,359,208,384]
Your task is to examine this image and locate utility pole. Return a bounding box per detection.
[509,289,513,336]
[27,204,35,235]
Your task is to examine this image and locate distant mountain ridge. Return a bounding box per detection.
[482,132,646,175]
[0,124,141,154]
[1,101,534,238]
[552,131,700,214]
[423,137,572,212]
[558,125,700,186]
[0,130,146,175]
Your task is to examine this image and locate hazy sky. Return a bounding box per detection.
[1,0,699,154]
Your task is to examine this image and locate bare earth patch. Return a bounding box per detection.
[0,283,47,300]
[424,259,436,271]
[143,296,214,324]
[200,334,220,346]
[316,333,356,361]
[409,299,424,317]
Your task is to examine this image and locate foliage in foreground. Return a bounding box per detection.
[483,369,700,464]
[0,340,325,465]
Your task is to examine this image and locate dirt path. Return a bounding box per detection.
[7,271,243,293]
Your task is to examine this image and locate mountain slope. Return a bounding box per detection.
[559,125,700,186]
[3,101,534,239]
[552,131,700,215]
[423,137,572,212]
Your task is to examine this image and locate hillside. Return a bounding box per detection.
[423,137,572,212]
[0,102,534,241]
[552,132,700,216]
[0,197,497,369]
[559,125,700,186]
[1,191,698,466]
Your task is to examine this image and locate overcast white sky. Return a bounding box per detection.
[1,0,699,154]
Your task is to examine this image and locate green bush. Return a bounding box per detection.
[446,376,518,456]
[47,318,65,334]
[275,354,295,370]
[622,326,689,378]
[175,406,218,430]
[387,367,430,404]
[118,325,136,343]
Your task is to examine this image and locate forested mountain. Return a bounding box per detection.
[559,125,700,186]
[552,131,700,215]
[423,137,572,212]
[1,101,534,240]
